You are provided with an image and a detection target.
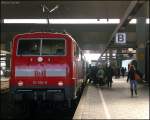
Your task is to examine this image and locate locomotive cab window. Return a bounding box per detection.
[42,39,65,55]
[17,39,40,55]
[17,39,65,56]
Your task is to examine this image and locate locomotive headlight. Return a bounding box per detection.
[58,81,63,86]
[37,57,43,62]
[18,81,23,86]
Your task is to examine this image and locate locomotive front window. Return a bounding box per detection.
[17,39,40,55]
[17,38,65,56]
[42,39,65,55]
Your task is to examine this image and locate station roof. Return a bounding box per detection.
[1,1,149,54]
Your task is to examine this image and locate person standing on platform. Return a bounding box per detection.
[90,66,98,84]
[106,65,114,88]
[121,67,125,78]
[127,65,138,97]
[96,67,105,86]
[117,67,120,78]
[124,67,127,76]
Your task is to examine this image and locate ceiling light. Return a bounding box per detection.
[128,48,133,52]
[146,18,149,24]
[129,19,137,24]
[3,19,48,24]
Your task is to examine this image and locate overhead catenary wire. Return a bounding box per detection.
[41,3,59,24]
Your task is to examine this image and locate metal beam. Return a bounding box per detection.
[1,24,118,32]
[109,43,137,49]
[97,0,145,63]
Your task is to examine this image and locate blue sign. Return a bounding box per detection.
[115,33,126,44]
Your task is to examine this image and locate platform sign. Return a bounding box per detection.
[115,33,126,44]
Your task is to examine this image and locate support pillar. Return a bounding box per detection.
[116,49,122,68]
[136,17,146,75]
[106,50,109,66]
[5,33,11,70]
[109,49,113,63]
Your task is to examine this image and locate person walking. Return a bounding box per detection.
[127,65,138,97]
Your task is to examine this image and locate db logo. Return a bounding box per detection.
[35,71,46,76]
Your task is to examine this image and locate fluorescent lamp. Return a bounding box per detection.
[3,18,149,24]
[128,48,133,52]
[4,19,48,24]
[112,53,116,56]
[129,18,149,24]
[107,19,120,24]
[3,19,120,24]
[146,18,149,24]
[129,19,137,24]
[49,19,120,24]
[103,54,106,56]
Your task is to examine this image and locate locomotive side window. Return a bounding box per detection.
[74,44,79,57]
[17,39,40,55]
[42,39,65,55]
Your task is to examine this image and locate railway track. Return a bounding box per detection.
[0,85,84,119]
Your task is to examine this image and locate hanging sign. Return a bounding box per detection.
[115,33,126,44]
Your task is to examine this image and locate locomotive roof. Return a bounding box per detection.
[15,32,69,36]
[13,32,75,40]
[13,32,77,44]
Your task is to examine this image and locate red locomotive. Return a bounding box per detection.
[10,32,86,107]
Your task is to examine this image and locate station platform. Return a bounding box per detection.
[0,77,9,93]
[73,77,149,119]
